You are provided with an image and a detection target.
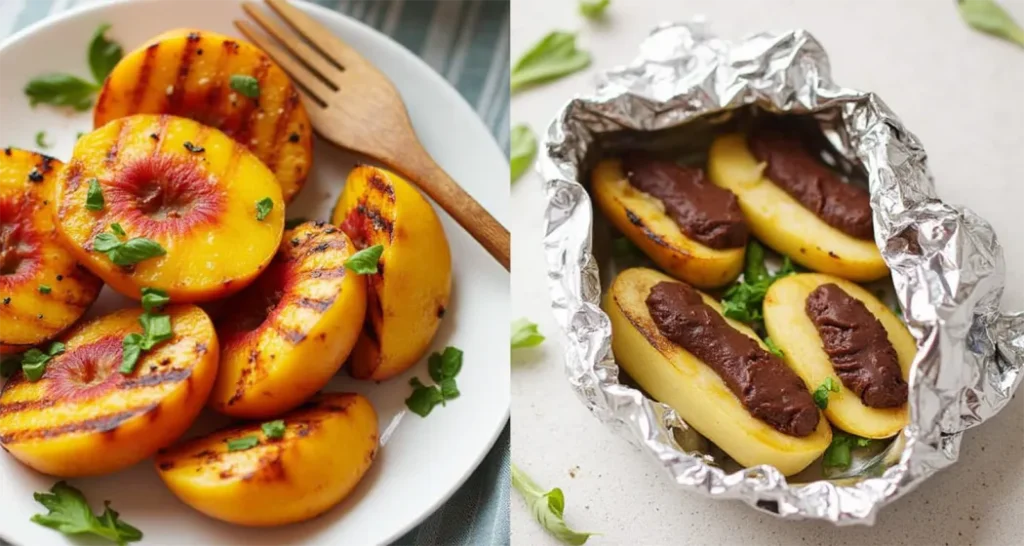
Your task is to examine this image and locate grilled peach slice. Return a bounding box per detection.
[331,166,451,381]
[592,158,745,288]
[209,222,367,418]
[54,114,284,302]
[156,392,378,526]
[0,305,218,477]
[603,267,831,476]
[1,149,103,354]
[707,134,888,281]
[94,29,312,201]
[764,274,915,438]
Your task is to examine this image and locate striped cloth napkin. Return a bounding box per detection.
[0,1,510,545]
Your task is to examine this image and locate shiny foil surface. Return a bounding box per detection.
[539,22,1024,525]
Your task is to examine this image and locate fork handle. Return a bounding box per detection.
[381,141,511,271]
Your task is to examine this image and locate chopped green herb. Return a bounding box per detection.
[31,481,142,544]
[229,74,261,99]
[35,131,51,149]
[345,244,384,275]
[764,336,783,357]
[512,463,595,545]
[511,124,537,182]
[812,377,841,409]
[140,287,169,313]
[823,432,876,470]
[579,0,610,19]
[406,346,464,417]
[39,285,52,294]
[120,334,144,374]
[511,318,545,349]
[957,0,1024,48]
[86,178,104,211]
[261,420,286,439]
[226,436,260,452]
[405,378,445,417]
[255,197,273,221]
[720,241,795,330]
[284,217,308,230]
[428,346,464,383]
[19,342,65,382]
[512,31,591,93]
[93,226,165,267]
[120,309,173,374]
[88,23,124,83]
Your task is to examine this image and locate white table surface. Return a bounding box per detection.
[509,1,1024,544]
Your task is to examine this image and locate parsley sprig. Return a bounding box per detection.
[31,481,142,544]
[405,347,463,417]
[24,24,122,111]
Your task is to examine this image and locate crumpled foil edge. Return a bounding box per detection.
[539,21,1024,525]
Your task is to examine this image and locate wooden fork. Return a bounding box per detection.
[236,0,510,271]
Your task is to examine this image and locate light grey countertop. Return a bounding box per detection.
[510,0,1024,544]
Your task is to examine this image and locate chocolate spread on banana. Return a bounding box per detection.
[805,283,907,408]
[623,154,748,249]
[748,131,874,240]
[646,281,819,437]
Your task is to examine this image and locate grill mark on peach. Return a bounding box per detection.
[271,321,307,344]
[105,118,135,166]
[37,155,57,175]
[0,403,158,444]
[367,172,396,202]
[266,88,300,173]
[166,33,200,112]
[150,115,172,155]
[130,43,161,113]
[358,204,394,240]
[307,266,345,279]
[0,398,56,417]
[120,368,191,389]
[228,351,257,405]
[295,296,335,312]
[63,160,84,194]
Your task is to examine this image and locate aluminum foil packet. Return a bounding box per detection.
[540,21,1024,525]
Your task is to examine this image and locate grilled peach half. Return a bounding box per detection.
[1,149,103,354]
[209,222,367,418]
[707,134,888,282]
[332,166,451,381]
[0,305,218,477]
[95,28,312,201]
[156,392,378,526]
[764,274,915,439]
[591,158,745,289]
[603,267,831,476]
[54,114,284,303]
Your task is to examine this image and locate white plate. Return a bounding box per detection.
[0,0,509,544]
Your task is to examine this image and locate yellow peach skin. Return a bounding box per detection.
[0,305,218,477]
[604,267,831,476]
[707,134,889,282]
[764,273,915,438]
[94,28,312,202]
[155,392,378,526]
[332,166,451,381]
[1,149,102,354]
[208,222,367,418]
[591,158,745,289]
[53,114,284,303]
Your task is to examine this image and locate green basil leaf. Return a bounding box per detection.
[139,313,172,350]
[823,435,852,468]
[511,31,591,93]
[110,237,166,266]
[405,383,444,417]
[48,342,66,356]
[261,420,286,439]
[92,233,121,253]
[86,178,104,211]
[21,349,52,381]
[812,384,830,409]
[140,287,170,313]
[24,74,97,111]
[439,378,460,401]
[512,463,595,545]
[511,318,545,349]
[958,0,1024,48]
[344,244,384,275]
[120,334,143,374]
[579,0,610,19]
[439,347,463,379]
[226,436,260,452]
[88,23,123,83]
[255,197,273,221]
[35,131,51,149]
[229,74,261,99]
[110,223,126,237]
[511,124,538,183]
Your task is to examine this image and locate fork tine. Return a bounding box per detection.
[264,0,368,71]
[241,2,344,88]
[234,20,334,104]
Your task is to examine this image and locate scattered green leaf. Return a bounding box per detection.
[812,377,841,409]
[823,431,877,470]
[226,436,260,452]
[88,23,124,83]
[229,74,261,99]
[579,0,610,19]
[19,342,65,382]
[86,178,105,211]
[511,31,591,93]
[93,225,165,267]
[110,222,126,237]
[764,336,783,357]
[120,309,173,374]
[511,124,538,182]
[35,131,51,149]
[31,481,142,544]
[24,74,98,111]
[140,287,169,313]
[405,377,445,417]
[261,420,286,439]
[345,244,384,275]
[511,318,545,349]
[720,241,795,330]
[255,197,273,221]
[957,0,1024,48]
[120,334,144,374]
[406,347,464,416]
[512,463,595,545]
[39,285,52,294]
